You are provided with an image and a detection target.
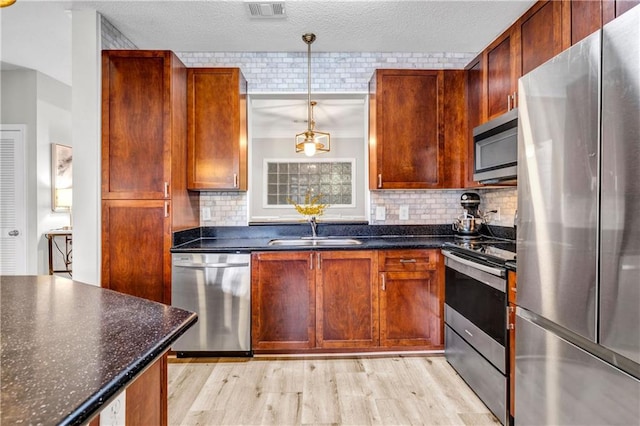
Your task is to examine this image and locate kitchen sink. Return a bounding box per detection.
[268,238,362,246]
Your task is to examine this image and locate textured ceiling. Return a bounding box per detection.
[78,0,536,53]
[1,0,536,86]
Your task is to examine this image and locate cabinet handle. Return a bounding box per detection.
[233,173,238,188]
[381,273,386,291]
[399,259,416,263]
[507,94,512,111]
[317,253,321,270]
[164,201,169,218]
[164,182,169,198]
[512,91,518,108]
[378,174,382,188]
[507,306,515,330]
[310,253,313,270]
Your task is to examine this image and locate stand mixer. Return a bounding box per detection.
[452,192,482,238]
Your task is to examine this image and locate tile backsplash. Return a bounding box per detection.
[177,51,475,93]
[200,188,518,228]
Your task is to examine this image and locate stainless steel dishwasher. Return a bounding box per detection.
[171,253,251,356]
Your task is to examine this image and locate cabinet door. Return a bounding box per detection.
[564,0,603,47]
[603,0,640,24]
[370,69,444,189]
[465,55,484,187]
[316,251,379,348]
[518,0,563,76]
[380,270,442,348]
[251,252,315,351]
[187,68,247,191]
[102,51,173,200]
[485,31,517,120]
[102,200,171,304]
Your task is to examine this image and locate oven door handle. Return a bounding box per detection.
[441,250,505,278]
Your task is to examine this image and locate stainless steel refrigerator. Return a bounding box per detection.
[516,6,640,425]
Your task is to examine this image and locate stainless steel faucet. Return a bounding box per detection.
[309,216,318,238]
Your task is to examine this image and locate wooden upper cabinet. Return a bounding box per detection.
[316,251,379,348]
[369,69,444,189]
[187,68,247,191]
[465,55,483,187]
[604,0,640,24]
[102,50,185,200]
[251,251,316,350]
[485,30,517,121]
[517,0,563,76]
[564,0,603,47]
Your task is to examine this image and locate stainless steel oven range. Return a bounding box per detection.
[442,240,515,425]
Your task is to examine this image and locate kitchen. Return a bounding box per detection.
[2,0,639,424]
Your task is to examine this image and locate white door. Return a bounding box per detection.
[0,125,27,275]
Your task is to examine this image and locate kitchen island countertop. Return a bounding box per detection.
[0,275,197,426]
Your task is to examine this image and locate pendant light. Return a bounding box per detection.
[0,0,17,7]
[295,33,330,156]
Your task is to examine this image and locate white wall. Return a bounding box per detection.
[71,10,102,285]
[1,69,72,274]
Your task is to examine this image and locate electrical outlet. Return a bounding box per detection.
[100,391,126,426]
[399,205,409,221]
[375,206,386,221]
[201,207,212,221]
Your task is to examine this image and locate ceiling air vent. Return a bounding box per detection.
[246,2,286,18]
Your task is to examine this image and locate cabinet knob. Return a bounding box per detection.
[8,230,19,237]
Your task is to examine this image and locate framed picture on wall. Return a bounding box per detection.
[51,143,72,212]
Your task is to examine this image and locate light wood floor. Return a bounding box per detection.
[167,354,499,426]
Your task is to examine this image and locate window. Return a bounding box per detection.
[265,160,354,207]
[249,93,367,222]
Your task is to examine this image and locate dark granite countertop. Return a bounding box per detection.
[0,275,197,426]
[171,224,516,253]
[173,235,457,252]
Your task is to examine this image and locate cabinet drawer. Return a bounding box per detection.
[378,249,437,271]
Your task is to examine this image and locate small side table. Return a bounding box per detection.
[44,230,72,276]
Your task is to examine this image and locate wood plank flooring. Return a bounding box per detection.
[168,354,499,426]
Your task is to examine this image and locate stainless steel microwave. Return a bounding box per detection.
[473,108,518,184]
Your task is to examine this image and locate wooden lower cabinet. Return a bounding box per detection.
[88,355,166,426]
[379,250,443,349]
[251,251,315,350]
[508,270,517,420]
[316,251,379,348]
[380,271,441,348]
[251,249,443,353]
[102,200,171,304]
